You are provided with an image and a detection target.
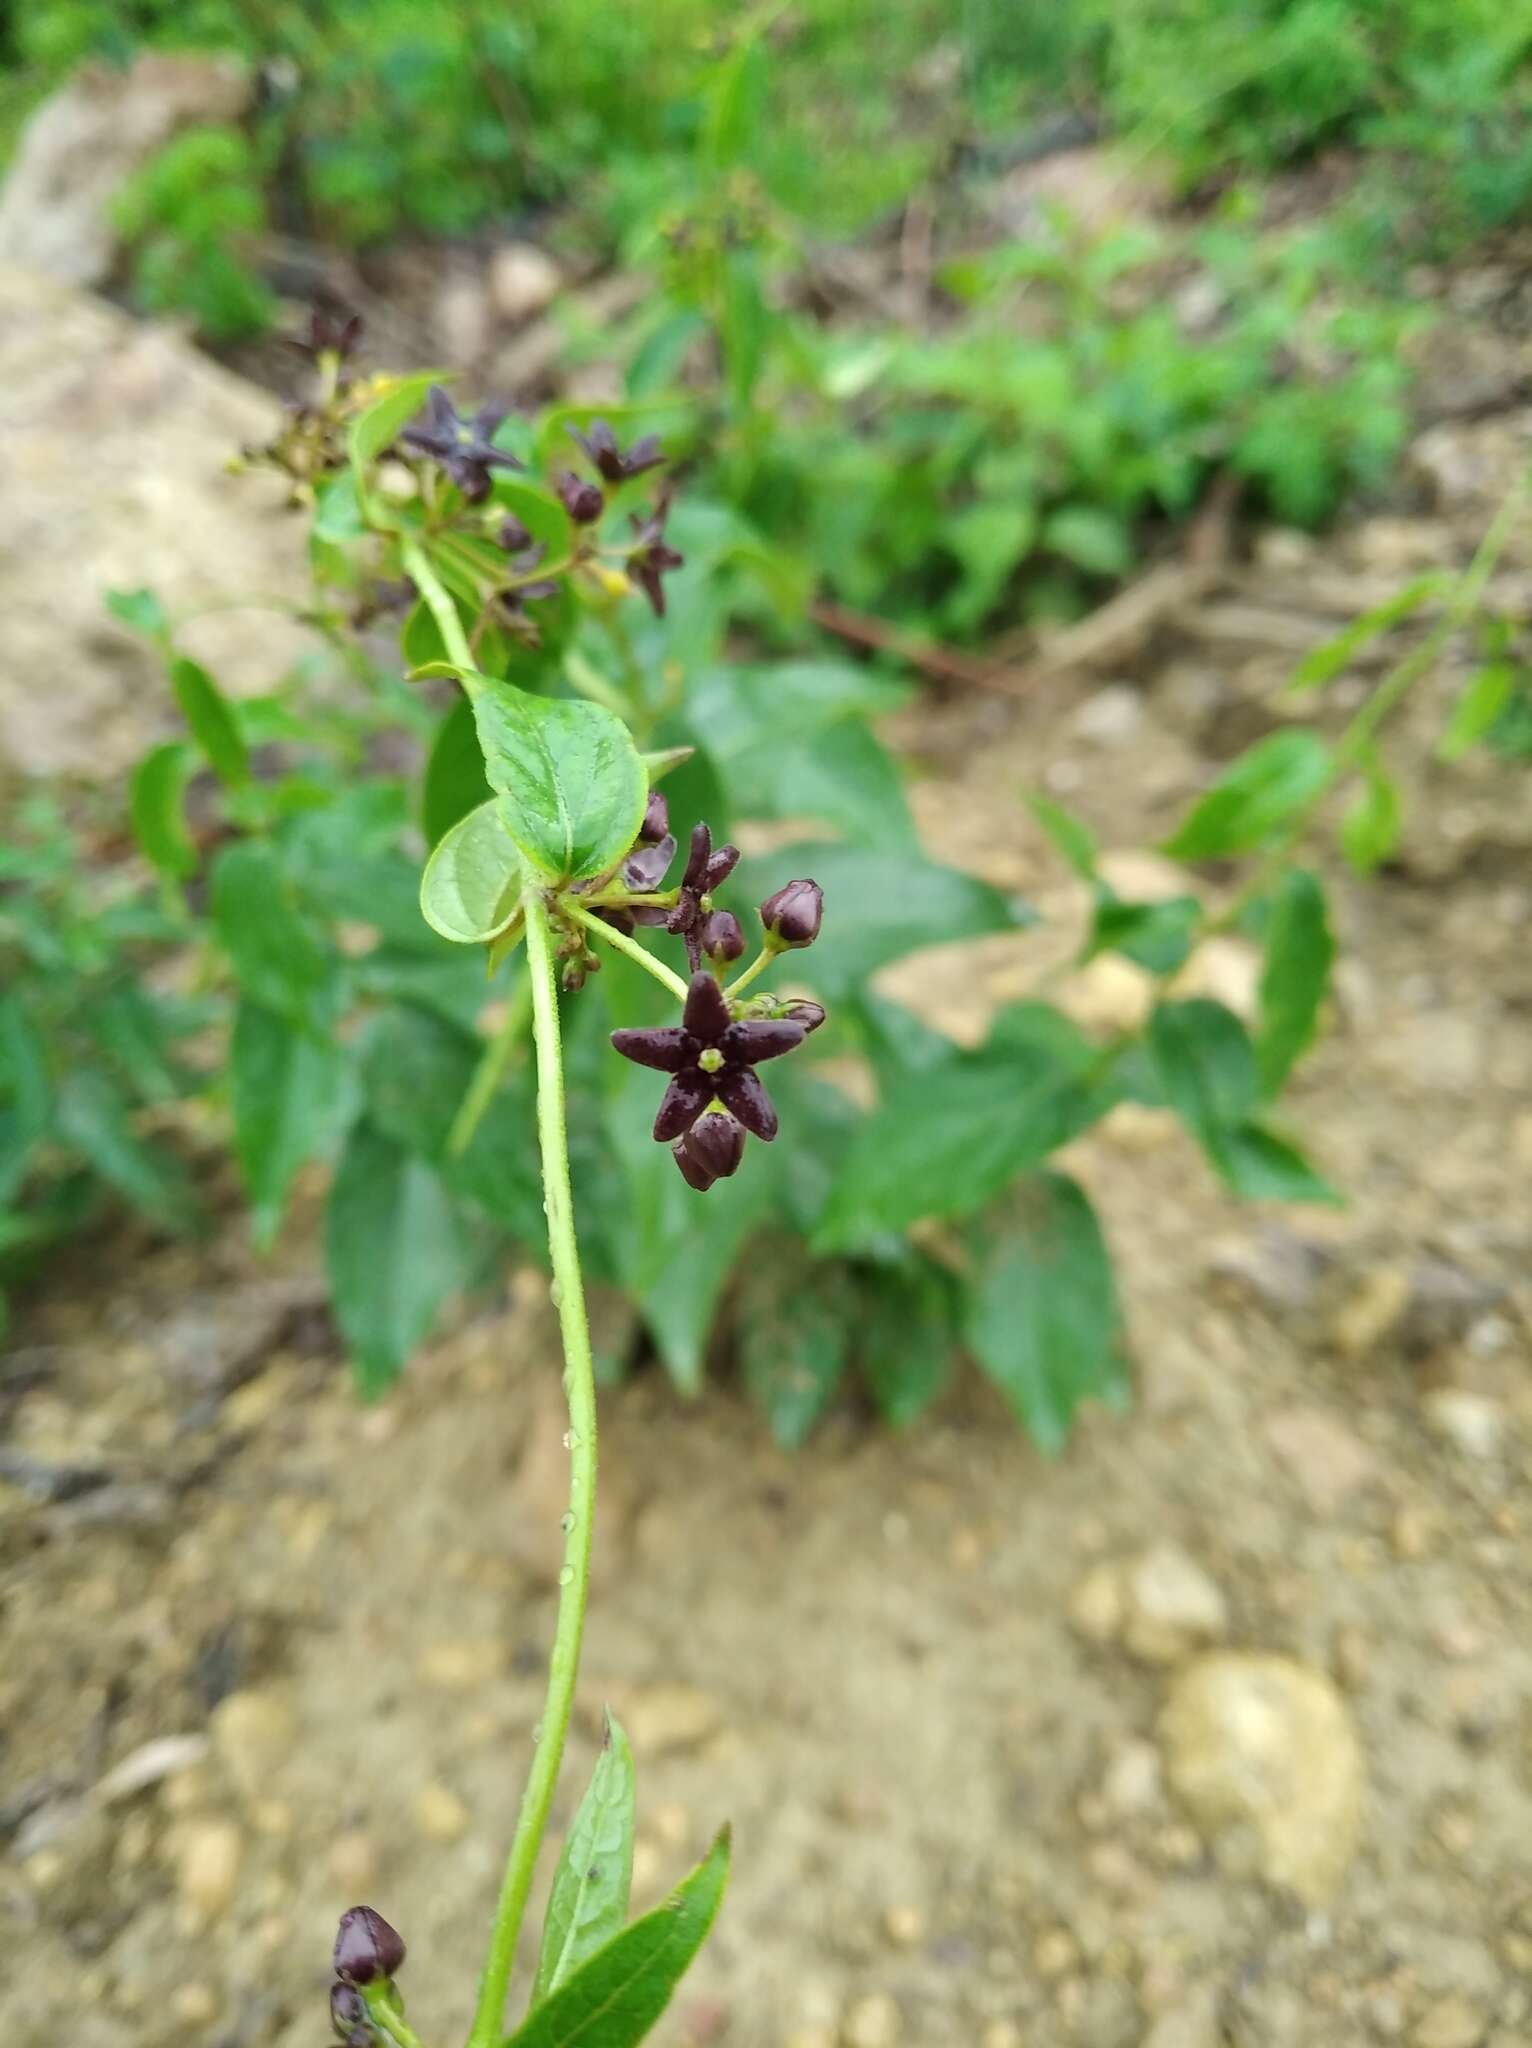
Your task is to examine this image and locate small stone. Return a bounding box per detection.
[1059,953,1154,1035]
[883,1904,926,1947]
[1034,1926,1079,1978]
[174,1817,243,1924]
[1329,1265,1412,1358]
[328,1829,380,1892]
[651,1801,691,1850]
[210,1689,296,1804]
[1103,1738,1163,1815]
[621,1683,722,1758]
[417,1640,502,1689]
[1069,1561,1125,1644]
[843,1993,901,2048]
[1173,937,1260,1022]
[1262,1404,1377,1515]
[1073,683,1143,746]
[1208,1228,1328,1319]
[94,1733,209,1805]
[416,1781,470,1842]
[1392,1506,1434,1559]
[169,1983,219,2027]
[980,2024,1022,2048]
[1424,1390,1505,1460]
[489,242,563,323]
[1142,1985,1222,2048]
[1123,1545,1229,1664]
[1413,1997,1487,2048]
[1158,1654,1364,1904]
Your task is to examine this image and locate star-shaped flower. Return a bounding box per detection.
[400,386,524,502]
[627,501,685,616]
[612,971,805,1144]
[567,417,665,482]
[666,822,739,969]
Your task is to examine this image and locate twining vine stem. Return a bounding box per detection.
[402,537,601,2048]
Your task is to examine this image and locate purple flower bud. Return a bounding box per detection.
[701,910,745,963]
[672,1112,746,1191]
[333,1907,405,1985]
[498,515,533,553]
[760,879,823,949]
[703,843,740,892]
[782,998,827,1034]
[555,471,605,524]
[639,789,670,844]
[331,1982,367,2037]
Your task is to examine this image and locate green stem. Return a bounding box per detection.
[447,971,533,1158]
[571,903,692,1001]
[724,944,777,1001]
[402,539,473,678]
[465,890,599,2048]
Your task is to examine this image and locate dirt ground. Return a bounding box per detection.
[6,333,1532,2048]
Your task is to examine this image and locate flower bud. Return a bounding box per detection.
[639,789,670,844]
[498,515,533,553]
[672,1113,746,1190]
[554,471,605,524]
[333,1907,406,1985]
[331,1982,367,2038]
[782,998,826,1034]
[759,879,823,949]
[700,910,745,963]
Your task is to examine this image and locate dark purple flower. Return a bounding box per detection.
[568,418,666,483]
[666,822,739,969]
[498,514,534,553]
[639,789,669,844]
[331,1982,367,2038]
[760,878,823,949]
[627,502,684,617]
[555,470,605,524]
[672,1111,746,1191]
[333,1907,405,1985]
[401,387,523,503]
[701,909,745,963]
[612,971,804,1145]
[301,300,363,362]
[781,997,827,1034]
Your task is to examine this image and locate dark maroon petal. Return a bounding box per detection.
[628,903,671,927]
[331,1982,367,2035]
[686,1111,745,1180]
[334,1907,405,1984]
[723,1017,805,1064]
[639,789,670,843]
[703,843,740,890]
[555,471,605,523]
[632,560,667,617]
[716,1067,778,1141]
[671,1133,717,1191]
[681,971,731,1042]
[622,834,675,892]
[622,434,665,476]
[701,909,745,963]
[681,822,712,892]
[653,1069,711,1141]
[783,998,827,1034]
[610,1026,689,1072]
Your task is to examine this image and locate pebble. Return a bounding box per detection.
[1123,1545,1229,1664]
[1413,1997,1488,2048]
[1157,1653,1365,1903]
[488,242,562,323]
[979,2024,1022,2048]
[1034,1926,1079,1977]
[1172,936,1260,1021]
[94,1733,209,1805]
[1262,1404,1377,1515]
[1069,1561,1126,1644]
[1059,954,1154,1035]
[1142,1984,1222,2048]
[210,1689,296,1804]
[1103,1738,1163,1815]
[174,1817,243,1924]
[1208,1228,1328,1318]
[621,1683,723,1758]
[416,1781,471,1842]
[417,1640,503,1690]
[883,1904,926,1947]
[1330,1265,1413,1358]
[842,1993,901,2047]
[328,1829,379,1892]
[1424,1390,1505,1460]
[1073,683,1144,746]
[169,1983,219,2026]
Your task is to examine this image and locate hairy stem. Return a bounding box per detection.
[465,890,599,2048]
[570,903,692,1001]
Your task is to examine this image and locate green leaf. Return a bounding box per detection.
[420,799,525,944]
[130,741,197,879]
[211,842,336,1029]
[1214,1122,1339,1204]
[1028,794,1098,880]
[1339,752,1401,872]
[702,26,767,168]
[1163,730,1332,860]
[1287,574,1442,694]
[736,844,1031,1004]
[721,253,771,411]
[687,662,909,762]
[0,997,52,1205]
[532,1716,637,2004]
[312,470,366,544]
[106,586,170,644]
[856,1256,957,1427]
[946,500,1036,630]
[56,1069,196,1230]
[723,721,916,851]
[423,692,496,847]
[1149,999,1258,1149]
[348,370,447,471]
[468,674,647,884]
[963,1173,1126,1455]
[1043,504,1133,577]
[504,1830,730,2048]
[1439,663,1516,760]
[627,310,708,397]
[1255,868,1333,1095]
[170,657,248,786]
[816,1005,1108,1251]
[230,999,351,1248]
[739,1262,853,1447]
[325,1118,469,1396]
[1085,892,1201,974]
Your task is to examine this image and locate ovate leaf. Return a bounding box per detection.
[739,1260,853,1447]
[348,370,448,471]
[56,1070,196,1230]
[1339,751,1401,872]
[1287,574,1442,694]
[532,1716,637,2004]
[171,657,248,786]
[325,1119,468,1395]
[505,1830,730,2048]
[1439,663,1516,760]
[963,1173,1126,1455]
[468,674,647,883]
[856,1256,957,1427]
[130,742,197,879]
[106,586,170,644]
[211,842,335,1028]
[423,692,494,846]
[1028,794,1098,880]
[1255,868,1333,1095]
[1163,731,1331,860]
[419,799,525,944]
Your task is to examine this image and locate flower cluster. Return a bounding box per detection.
[400,386,525,503]
[328,1906,406,2043]
[601,798,825,1191]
